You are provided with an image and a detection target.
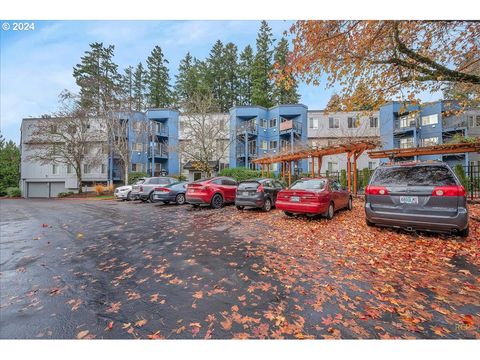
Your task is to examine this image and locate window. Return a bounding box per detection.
[469,115,480,127]
[52,164,58,175]
[421,114,439,126]
[399,113,417,128]
[269,140,277,150]
[369,117,378,128]
[260,119,268,128]
[102,144,109,154]
[309,117,319,129]
[101,164,107,174]
[269,163,278,171]
[368,161,376,170]
[261,140,268,150]
[347,117,359,128]
[400,137,414,149]
[328,117,339,129]
[133,143,143,152]
[421,137,439,147]
[327,162,338,172]
[132,163,144,172]
[83,164,91,174]
[269,118,277,128]
[67,164,73,174]
[371,165,456,186]
[179,120,185,133]
[290,179,326,190]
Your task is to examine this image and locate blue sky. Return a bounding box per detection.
[0,20,443,144]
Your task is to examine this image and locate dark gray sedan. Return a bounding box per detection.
[152,181,188,205]
[365,161,469,237]
[235,178,285,212]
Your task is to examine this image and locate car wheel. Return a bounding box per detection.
[126,191,132,201]
[347,197,353,211]
[326,203,334,220]
[366,219,375,227]
[458,227,469,237]
[149,192,155,203]
[284,211,294,217]
[262,198,272,212]
[236,205,244,210]
[175,193,186,205]
[211,193,224,209]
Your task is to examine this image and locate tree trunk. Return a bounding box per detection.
[124,162,129,185]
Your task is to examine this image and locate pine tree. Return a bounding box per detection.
[223,42,239,110]
[251,21,275,108]
[206,40,226,111]
[146,45,172,108]
[121,65,134,110]
[0,133,20,196]
[273,37,300,104]
[174,52,199,105]
[133,62,148,111]
[73,42,121,116]
[238,45,254,105]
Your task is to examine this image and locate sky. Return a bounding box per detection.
[0,20,443,144]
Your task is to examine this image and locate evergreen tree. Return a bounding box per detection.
[223,42,239,110]
[251,21,275,108]
[120,65,134,110]
[238,45,254,105]
[0,133,21,196]
[133,62,148,111]
[174,52,199,105]
[206,40,226,111]
[146,45,173,108]
[272,37,300,104]
[73,42,121,116]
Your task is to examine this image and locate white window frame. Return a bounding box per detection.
[328,117,339,129]
[421,136,439,147]
[421,114,439,126]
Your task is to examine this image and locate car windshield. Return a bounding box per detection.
[166,182,182,188]
[290,179,326,190]
[158,178,172,184]
[371,165,457,186]
[238,181,259,189]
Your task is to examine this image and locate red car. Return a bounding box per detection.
[186,176,238,209]
[275,178,352,219]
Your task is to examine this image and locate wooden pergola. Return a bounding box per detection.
[252,140,379,195]
[368,140,480,159]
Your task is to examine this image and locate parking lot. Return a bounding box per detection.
[0,198,479,339]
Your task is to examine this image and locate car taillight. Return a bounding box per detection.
[365,185,388,195]
[432,185,465,197]
[155,187,170,192]
[256,184,264,193]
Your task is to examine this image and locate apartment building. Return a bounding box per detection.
[229,104,309,175]
[306,110,381,173]
[380,101,480,168]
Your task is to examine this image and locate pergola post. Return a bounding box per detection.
[347,151,354,193]
[353,148,365,196]
[267,163,270,178]
[261,164,264,177]
[311,156,315,178]
[288,161,292,186]
[317,156,322,177]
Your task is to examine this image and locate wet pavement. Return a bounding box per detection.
[0,198,479,339]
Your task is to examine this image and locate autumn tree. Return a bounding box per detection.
[25,91,106,193]
[251,21,275,108]
[177,91,230,176]
[273,37,300,104]
[286,21,480,110]
[325,93,345,111]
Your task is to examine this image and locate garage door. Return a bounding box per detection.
[28,182,49,198]
[50,182,66,197]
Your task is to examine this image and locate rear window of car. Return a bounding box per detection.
[371,165,457,186]
[290,179,326,190]
[238,181,259,190]
[158,178,172,184]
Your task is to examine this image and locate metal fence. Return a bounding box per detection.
[464,164,480,200]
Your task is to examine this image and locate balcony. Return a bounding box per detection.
[236,146,257,158]
[442,115,467,129]
[279,118,302,134]
[155,125,169,137]
[148,144,168,159]
[236,120,257,135]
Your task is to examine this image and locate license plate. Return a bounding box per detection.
[242,191,249,196]
[290,196,300,202]
[400,196,418,204]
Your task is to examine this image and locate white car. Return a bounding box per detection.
[114,185,133,201]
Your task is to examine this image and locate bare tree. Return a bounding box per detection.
[177,92,231,176]
[25,90,106,193]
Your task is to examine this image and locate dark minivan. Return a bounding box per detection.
[235,178,285,211]
[365,161,468,236]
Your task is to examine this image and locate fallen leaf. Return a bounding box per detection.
[76,330,89,339]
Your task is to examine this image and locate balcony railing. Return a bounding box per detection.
[279,119,302,133]
[236,147,257,158]
[442,116,468,129]
[236,121,257,135]
[155,125,168,136]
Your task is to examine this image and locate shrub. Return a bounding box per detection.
[129,172,148,185]
[340,169,347,189]
[361,168,373,189]
[94,184,105,195]
[57,191,73,198]
[172,174,187,181]
[107,184,114,194]
[454,164,469,190]
[219,167,263,181]
[6,187,21,197]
